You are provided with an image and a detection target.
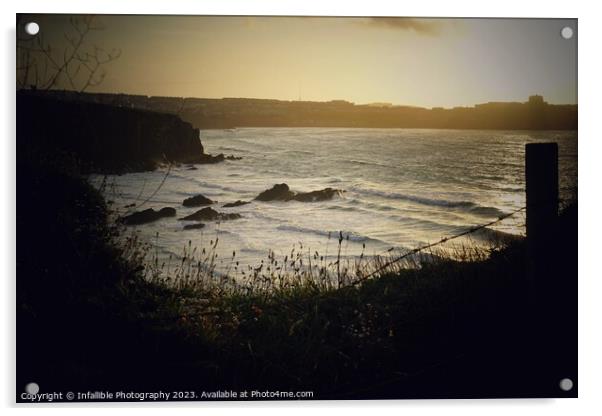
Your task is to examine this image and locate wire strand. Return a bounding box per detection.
[352,206,527,284]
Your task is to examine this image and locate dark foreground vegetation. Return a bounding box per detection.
[17,143,577,400]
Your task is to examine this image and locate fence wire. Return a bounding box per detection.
[354,206,527,283]
[356,197,572,282]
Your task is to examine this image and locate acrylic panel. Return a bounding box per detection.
[16,14,577,402]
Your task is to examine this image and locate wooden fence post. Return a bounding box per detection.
[525,142,577,392]
[525,142,559,280]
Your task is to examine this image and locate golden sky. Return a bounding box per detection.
[19,15,577,108]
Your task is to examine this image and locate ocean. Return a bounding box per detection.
[93,128,577,275]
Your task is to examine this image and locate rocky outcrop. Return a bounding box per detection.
[294,188,343,202]
[255,184,296,201]
[223,200,251,208]
[120,207,176,225]
[183,223,206,230]
[179,207,242,222]
[18,92,206,173]
[189,153,241,165]
[255,183,343,202]
[182,194,214,207]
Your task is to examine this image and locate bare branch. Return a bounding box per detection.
[16,14,120,92]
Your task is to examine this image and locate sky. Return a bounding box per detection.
[18,15,577,108]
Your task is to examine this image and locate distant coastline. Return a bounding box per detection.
[31,90,577,131]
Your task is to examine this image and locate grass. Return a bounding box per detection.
[131,223,510,295]
[122,236,531,395]
[17,146,577,399]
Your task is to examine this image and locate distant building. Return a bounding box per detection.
[528,95,547,105]
[366,102,393,108]
[328,100,354,106]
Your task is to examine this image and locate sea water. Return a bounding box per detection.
[92,128,577,274]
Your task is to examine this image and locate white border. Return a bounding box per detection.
[2,1,601,414]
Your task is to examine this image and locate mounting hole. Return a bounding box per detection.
[24,22,40,36]
[25,382,39,395]
[559,378,574,391]
[561,26,574,40]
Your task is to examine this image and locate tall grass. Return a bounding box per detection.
[118,225,511,302]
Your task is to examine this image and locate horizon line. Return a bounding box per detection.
[30,88,579,110]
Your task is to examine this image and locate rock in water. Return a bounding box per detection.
[193,153,225,164]
[220,213,243,220]
[183,194,214,207]
[219,214,242,220]
[223,200,251,208]
[255,183,295,201]
[255,184,343,202]
[183,223,206,230]
[158,207,177,217]
[180,207,241,221]
[120,207,176,225]
[180,207,219,221]
[293,188,343,202]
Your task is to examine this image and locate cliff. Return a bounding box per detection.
[17,92,205,173]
